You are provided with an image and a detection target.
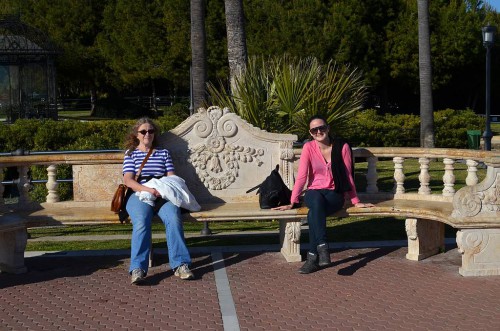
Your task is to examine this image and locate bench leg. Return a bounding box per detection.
[405,218,445,261]
[457,229,500,276]
[279,220,302,262]
[0,227,28,274]
[200,222,212,235]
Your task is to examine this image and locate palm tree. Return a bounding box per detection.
[190,0,207,112]
[207,55,367,140]
[224,0,247,94]
[417,0,435,148]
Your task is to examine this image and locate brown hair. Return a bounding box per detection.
[124,117,160,155]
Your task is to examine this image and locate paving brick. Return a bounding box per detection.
[1,247,500,330]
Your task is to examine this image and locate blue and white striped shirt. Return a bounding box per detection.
[123,149,175,184]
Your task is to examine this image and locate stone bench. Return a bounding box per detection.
[0,213,27,274]
[1,106,499,276]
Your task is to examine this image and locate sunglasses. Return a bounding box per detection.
[138,129,155,135]
[309,125,328,134]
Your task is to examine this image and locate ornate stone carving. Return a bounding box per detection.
[454,189,483,217]
[456,229,483,254]
[189,107,265,190]
[279,220,302,262]
[456,229,500,276]
[405,218,418,240]
[452,166,499,219]
[286,221,301,243]
[279,141,295,160]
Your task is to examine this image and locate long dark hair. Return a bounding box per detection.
[124,117,160,155]
[308,114,328,125]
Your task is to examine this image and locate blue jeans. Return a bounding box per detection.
[126,194,191,274]
[304,189,344,254]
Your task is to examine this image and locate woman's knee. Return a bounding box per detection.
[305,190,326,209]
[158,201,182,224]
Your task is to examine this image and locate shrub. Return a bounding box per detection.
[434,109,483,148]
[344,108,483,148]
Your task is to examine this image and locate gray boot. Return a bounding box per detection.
[317,243,331,267]
[298,252,320,274]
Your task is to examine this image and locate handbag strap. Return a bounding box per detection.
[135,148,154,181]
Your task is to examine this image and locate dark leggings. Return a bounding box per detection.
[304,189,345,254]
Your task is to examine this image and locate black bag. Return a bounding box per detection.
[246,165,292,209]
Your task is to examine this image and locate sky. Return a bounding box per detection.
[486,0,500,11]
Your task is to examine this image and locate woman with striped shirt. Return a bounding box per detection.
[123,117,194,284]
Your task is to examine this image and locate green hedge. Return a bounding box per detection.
[343,108,483,148]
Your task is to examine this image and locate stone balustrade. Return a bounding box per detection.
[0,147,494,207]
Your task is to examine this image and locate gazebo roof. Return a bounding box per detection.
[0,15,59,56]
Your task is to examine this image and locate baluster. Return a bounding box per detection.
[465,159,479,186]
[393,157,405,194]
[17,166,30,203]
[46,165,60,203]
[366,156,378,193]
[0,167,4,206]
[442,158,456,196]
[418,157,431,195]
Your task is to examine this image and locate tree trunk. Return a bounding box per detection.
[417,0,435,148]
[190,0,207,112]
[224,0,247,94]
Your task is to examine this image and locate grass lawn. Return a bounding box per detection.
[27,216,459,252]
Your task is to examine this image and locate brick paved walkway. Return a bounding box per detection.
[1,247,500,330]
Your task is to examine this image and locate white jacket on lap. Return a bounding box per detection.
[139,175,201,211]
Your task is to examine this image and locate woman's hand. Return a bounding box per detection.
[354,202,375,208]
[272,204,294,211]
[148,187,161,198]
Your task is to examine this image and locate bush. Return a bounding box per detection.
[434,109,483,148]
[344,108,483,148]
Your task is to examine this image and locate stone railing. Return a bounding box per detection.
[292,147,495,202]
[0,151,123,208]
[0,147,496,209]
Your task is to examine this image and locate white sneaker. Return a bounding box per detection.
[131,268,146,284]
[174,264,194,280]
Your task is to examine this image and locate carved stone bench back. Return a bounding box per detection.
[71,106,297,204]
[157,106,297,204]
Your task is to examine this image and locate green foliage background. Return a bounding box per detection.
[1,0,499,113]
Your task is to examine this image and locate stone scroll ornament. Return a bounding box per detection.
[452,170,499,218]
[189,107,266,190]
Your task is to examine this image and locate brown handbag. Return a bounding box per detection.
[110,148,154,213]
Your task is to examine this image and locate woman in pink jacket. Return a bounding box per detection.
[273,115,373,274]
